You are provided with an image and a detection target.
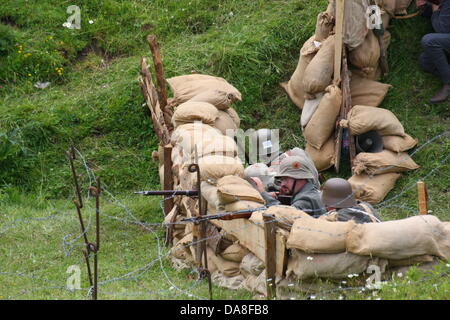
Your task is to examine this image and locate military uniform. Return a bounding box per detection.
[261,181,326,216]
[331,201,381,224]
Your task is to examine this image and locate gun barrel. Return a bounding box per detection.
[134,190,199,196]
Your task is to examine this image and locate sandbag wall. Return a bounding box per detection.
[282,0,420,204]
[156,73,276,293]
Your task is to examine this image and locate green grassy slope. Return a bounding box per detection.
[0,0,449,300]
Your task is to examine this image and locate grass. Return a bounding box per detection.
[0,0,449,299]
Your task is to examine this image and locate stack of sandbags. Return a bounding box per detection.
[339,105,419,203]
[167,73,242,135]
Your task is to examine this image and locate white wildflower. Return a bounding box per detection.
[89,20,94,24]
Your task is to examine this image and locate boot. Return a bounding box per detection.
[429,84,450,104]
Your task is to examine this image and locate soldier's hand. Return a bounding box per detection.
[249,177,265,193]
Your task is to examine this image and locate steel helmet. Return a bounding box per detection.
[321,178,356,209]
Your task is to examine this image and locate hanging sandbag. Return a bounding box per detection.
[282,35,321,109]
[305,137,336,172]
[314,12,335,42]
[349,30,380,79]
[304,84,342,149]
[303,35,335,99]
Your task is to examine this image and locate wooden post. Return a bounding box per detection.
[263,213,277,300]
[163,144,174,246]
[334,0,345,85]
[417,181,428,215]
[147,35,173,132]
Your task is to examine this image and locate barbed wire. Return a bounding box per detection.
[1,130,449,300]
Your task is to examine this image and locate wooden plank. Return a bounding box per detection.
[263,214,276,300]
[417,181,428,215]
[334,0,345,84]
[210,218,287,277]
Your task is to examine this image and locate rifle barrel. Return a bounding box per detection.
[135,190,198,196]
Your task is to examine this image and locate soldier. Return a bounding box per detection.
[249,128,321,189]
[250,156,326,217]
[321,178,381,223]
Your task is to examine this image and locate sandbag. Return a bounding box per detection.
[382,134,418,153]
[201,181,219,209]
[172,101,219,127]
[344,0,369,49]
[388,255,435,268]
[264,205,312,231]
[381,9,390,29]
[243,270,267,296]
[395,0,413,15]
[189,89,234,110]
[348,172,401,204]
[164,205,184,230]
[211,271,245,290]
[240,253,265,276]
[225,107,240,128]
[342,105,405,136]
[315,12,334,42]
[301,92,324,129]
[379,0,396,16]
[195,135,238,159]
[217,175,265,205]
[353,150,420,175]
[303,35,335,99]
[282,35,321,109]
[346,215,450,260]
[220,243,250,263]
[213,110,238,135]
[170,233,193,260]
[209,252,241,277]
[304,85,342,149]
[350,74,392,107]
[224,200,265,212]
[287,217,357,253]
[349,31,380,79]
[170,123,222,155]
[167,74,242,106]
[196,155,245,184]
[286,249,371,280]
[305,137,336,172]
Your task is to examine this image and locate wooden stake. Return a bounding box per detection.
[147,35,173,132]
[417,181,428,215]
[263,214,277,300]
[334,0,345,85]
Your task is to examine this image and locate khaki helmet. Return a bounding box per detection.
[274,156,315,181]
[321,178,356,209]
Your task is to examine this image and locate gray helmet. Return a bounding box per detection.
[251,128,280,163]
[321,178,356,209]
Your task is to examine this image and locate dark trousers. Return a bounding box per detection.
[419,33,450,84]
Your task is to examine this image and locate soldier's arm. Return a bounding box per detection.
[261,191,281,207]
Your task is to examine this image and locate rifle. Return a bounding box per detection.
[134,190,199,197]
[181,206,267,223]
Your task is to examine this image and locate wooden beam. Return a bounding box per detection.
[334,0,345,85]
[417,181,428,215]
[263,214,277,300]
